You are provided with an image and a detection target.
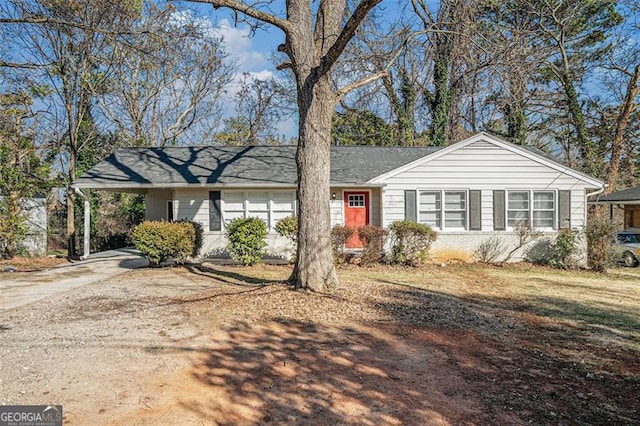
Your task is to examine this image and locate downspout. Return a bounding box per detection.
[74,187,91,260]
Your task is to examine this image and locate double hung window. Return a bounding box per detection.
[507,190,556,229]
[419,190,467,230]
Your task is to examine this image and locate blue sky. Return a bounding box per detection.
[174,0,405,138]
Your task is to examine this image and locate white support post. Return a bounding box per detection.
[74,188,91,260]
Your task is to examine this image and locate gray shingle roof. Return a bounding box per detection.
[73,145,441,188]
[590,185,640,203]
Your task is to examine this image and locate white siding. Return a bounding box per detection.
[171,188,296,257]
[381,140,600,262]
[145,189,173,220]
[175,188,209,224]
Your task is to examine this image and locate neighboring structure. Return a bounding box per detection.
[0,196,47,256]
[73,132,604,261]
[590,185,640,230]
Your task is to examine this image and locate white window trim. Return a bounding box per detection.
[221,190,297,232]
[506,189,558,231]
[417,189,469,231]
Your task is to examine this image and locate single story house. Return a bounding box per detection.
[72,132,604,261]
[589,185,640,230]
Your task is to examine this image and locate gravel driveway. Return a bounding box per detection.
[0,248,148,311]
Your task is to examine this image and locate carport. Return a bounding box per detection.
[590,185,640,229]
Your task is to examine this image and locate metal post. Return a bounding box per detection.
[74,188,91,260]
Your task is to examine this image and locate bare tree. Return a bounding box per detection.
[98,6,234,147]
[188,0,382,291]
[3,0,143,257]
[215,73,289,145]
[520,0,622,176]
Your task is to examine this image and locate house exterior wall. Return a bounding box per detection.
[145,189,173,220]
[380,140,598,262]
[624,205,640,229]
[144,186,382,258]
[0,196,47,256]
[23,197,47,256]
[166,188,296,257]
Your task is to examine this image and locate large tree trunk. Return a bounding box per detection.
[292,75,339,291]
[605,64,640,193]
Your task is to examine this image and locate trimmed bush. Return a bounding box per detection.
[331,225,355,264]
[275,215,297,243]
[132,221,195,267]
[275,215,297,263]
[389,220,437,266]
[358,225,386,266]
[226,217,267,265]
[177,219,204,258]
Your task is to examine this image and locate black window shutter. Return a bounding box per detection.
[209,191,221,231]
[493,190,506,231]
[469,190,482,231]
[404,190,417,222]
[559,190,571,229]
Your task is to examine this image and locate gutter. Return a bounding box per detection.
[74,187,91,260]
[586,185,606,202]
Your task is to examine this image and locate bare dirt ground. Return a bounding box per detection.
[1,262,639,425]
[0,256,68,272]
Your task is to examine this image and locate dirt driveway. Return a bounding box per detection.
[0,263,638,425]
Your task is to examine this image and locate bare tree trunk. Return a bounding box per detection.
[293,76,338,291]
[605,64,640,193]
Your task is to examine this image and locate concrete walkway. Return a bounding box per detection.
[0,248,148,311]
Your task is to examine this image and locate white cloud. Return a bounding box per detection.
[213,19,268,71]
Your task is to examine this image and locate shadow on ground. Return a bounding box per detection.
[370,284,640,425]
[170,319,483,425]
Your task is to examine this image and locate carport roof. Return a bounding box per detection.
[590,185,640,204]
[72,145,441,189]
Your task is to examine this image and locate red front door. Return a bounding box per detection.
[344,191,370,248]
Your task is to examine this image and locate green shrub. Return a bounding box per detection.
[358,225,386,266]
[331,225,355,264]
[389,220,437,266]
[132,220,195,267]
[275,215,297,262]
[275,215,297,243]
[226,217,267,265]
[177,219,204,258]
[550,228,580,269]
[0,198,28,258]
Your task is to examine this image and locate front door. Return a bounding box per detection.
[344,191,370,248]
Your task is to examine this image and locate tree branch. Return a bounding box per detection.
[336,70,387,99]
[185,0,290,33]
[0,60,50,69]
[315,0,382,78]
